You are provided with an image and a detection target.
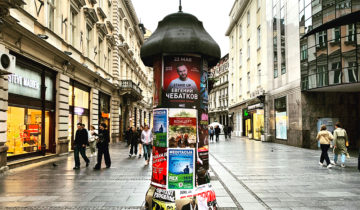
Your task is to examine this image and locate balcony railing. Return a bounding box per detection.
[119,80,143,101]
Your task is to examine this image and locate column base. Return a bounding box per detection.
[0,145,9,173]
[58,139,70,154]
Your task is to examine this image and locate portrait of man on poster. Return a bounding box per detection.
[167,63,198,94]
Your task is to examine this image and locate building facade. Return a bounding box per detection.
[299,0,360,149]
[0,0,152,171]
[226,0,269,140]
[209,54,229,126]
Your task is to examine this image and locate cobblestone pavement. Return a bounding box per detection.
[0,136,359,209]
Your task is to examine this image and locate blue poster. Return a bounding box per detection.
[153,109,168,147]
[167,148,195,190]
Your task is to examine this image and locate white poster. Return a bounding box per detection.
[275,111,287,139]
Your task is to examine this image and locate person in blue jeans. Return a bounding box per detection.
[141,125,153,165]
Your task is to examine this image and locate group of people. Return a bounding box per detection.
[316,122,360,171]
[73,122,111,170]
[208,125,232,142]
[125,125,153,165]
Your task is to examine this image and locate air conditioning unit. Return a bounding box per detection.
[0,46,15,75]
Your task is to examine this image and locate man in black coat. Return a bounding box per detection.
[94,123,111,170]
[73,123,90,169]
[214,126,220,142]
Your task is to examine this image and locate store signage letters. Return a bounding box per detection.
[8,74,40,90]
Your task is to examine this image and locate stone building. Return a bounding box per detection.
[0,0,152,171]
[209,54,229,126]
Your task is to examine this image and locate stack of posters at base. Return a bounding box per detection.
[152,147,167,188]
[145,187,176,210]
[167,148,195,190]
[168,109,197,149]
[153,109,168,147]
[175,184,217,210]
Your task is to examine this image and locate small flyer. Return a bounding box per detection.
[167,148,195,190]
[153,109,168,147]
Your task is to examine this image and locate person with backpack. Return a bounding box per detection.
[331,122,348,168]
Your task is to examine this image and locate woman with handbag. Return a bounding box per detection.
[93,123,111,170]
[331,122,348,168]
[89,125,98,157]
[316,125,333,169]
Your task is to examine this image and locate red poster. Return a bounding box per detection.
[163,55,201,108]
[151,147,167,188]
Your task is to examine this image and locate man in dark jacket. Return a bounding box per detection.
[215,125,220,142]
[73,122,90,169]
[125,127,132,146]
[94,123,111,170]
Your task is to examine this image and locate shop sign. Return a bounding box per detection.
[74,107,84,115]
[250,87,265,98]
[243,109,249,117]
[8,65,41,99]
[101,112,110,118]
[248,103,264,111]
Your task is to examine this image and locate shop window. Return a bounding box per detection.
[275,97,287,140]
[74,87,89,109]
[47,0,55,30]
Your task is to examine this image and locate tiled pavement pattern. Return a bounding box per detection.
[0,137,359,209]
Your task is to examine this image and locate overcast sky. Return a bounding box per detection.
[131,0,234,57]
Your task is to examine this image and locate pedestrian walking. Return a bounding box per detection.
[316,125,333,169]
[89,125,98,157]
[141,125,153,165]
[331,122,348,168]
[93,123,111,170]
[129,127,139,158]
[214,125,220,142]
[125,126,132,147]
[137,126,143,158]
[209,126,214,142]
[223,125,228,140]
[228,125,232,139]
[73,123,90,170]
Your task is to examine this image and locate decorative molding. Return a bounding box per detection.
[106,34,116,47]
[106,20,114,31]
[97,7,107,19]
[96,23,108,39]
[118,8,125,19]
[71,0,86,10]
[118,33,125,42]
[83,7,98,26]
[124,18,130,28]
[88,0,97,5]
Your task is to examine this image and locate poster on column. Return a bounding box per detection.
[176,183,217,210]
[196,109,210,186]
[153,58,162,108]
[200,59,209,110]
[153,109,168,147]
[152,188,176,209]
[168,109,197,149]
[163,55,201,108]
[167,148,195,190]
[151,147,167,188]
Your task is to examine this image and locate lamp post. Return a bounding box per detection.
[141,6,220,209]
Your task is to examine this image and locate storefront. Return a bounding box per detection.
[248,103,264,141]
[68,80,90,151]
[6,53,56,159]
[242,108,252,138]
[275,97,287,140]
[99,92,111,128]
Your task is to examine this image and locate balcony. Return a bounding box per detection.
[119,80,143,101]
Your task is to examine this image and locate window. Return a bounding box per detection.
[257,0,261,10]
[347,24,355,42]
[273,0,278,78]
[47,0,55,30]
[107,49,111,73]
[280,0,286,74]
[247,39,250,59]
[70,9,77,46]
[239,78,242,96]
[247,72,250,92]
[231,35,234,48]
[239,49,242,66]
[257,26,261,49]
[332,27,341,42]
[98,38,103,66]
[239,24,242,38]
[232,84,234,96]
[86,26,92,57]
[258,64,261,86]
[247,11,250,26]
[316,30,327,47]
[300,44,308,61]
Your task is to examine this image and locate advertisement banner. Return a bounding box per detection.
[151,147,168,188]
[176,184,217,210]
[153,109,168,147]
[152,198,176,210]
[167,148,195,190]
[163,55,201,108]
[275,111,287,139]
[200,60,208,110]
[197,109,210,186]
[168,109,197,148]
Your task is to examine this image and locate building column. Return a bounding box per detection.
[111,98,120,143]
[57,74,70,154]
[92,89,99,128]
[0,75,8,172]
